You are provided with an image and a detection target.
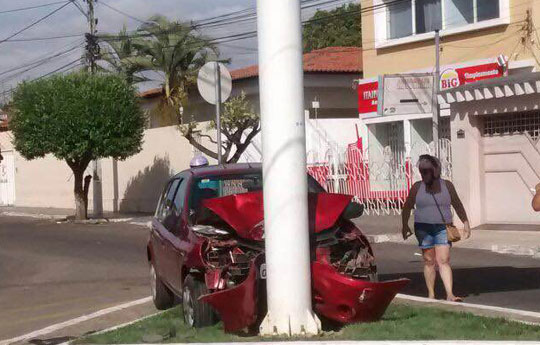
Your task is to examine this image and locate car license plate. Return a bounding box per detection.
[260,263,266,279]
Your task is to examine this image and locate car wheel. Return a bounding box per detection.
[150,263,174,310]
[182,274,215,328]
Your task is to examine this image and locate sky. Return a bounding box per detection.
[0,0,350,100]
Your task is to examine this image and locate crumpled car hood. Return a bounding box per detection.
[201,191,353,240]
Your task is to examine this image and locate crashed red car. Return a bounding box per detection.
[147,163,408,332]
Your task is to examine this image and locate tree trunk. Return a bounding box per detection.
[83,175,92,219]
[73,169,86,220]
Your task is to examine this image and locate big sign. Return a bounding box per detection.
[358,61,505,115]
[439,62,503,91]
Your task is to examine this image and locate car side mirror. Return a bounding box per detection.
[342,201,364,220]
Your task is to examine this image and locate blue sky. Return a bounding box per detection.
[0,0,346,96]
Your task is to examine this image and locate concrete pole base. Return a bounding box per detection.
[259,310,321,336]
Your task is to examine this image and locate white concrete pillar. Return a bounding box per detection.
[450,108,484,227]
[256,0,321,336]
[403,119,412,158]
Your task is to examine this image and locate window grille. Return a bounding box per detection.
[483,112,540,141]
[440,117,451,140]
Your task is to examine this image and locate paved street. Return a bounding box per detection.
[375,242,540,312]
[1,215,539,342]
[0,216,151,340]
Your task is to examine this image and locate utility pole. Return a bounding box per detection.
[432,29,440,158]
[214,62,223,164]
[257,0,320,336]
[85,0,103,218]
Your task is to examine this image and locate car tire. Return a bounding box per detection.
[182,274,216,328]
[150,263,174,310]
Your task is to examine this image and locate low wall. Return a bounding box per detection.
[1,125,215,214]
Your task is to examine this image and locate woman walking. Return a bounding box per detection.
[401,154,470,301]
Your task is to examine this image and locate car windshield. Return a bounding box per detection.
[190,172,325,210]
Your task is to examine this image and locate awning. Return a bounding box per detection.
[439,72,540,105]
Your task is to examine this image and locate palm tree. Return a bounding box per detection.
[132,15,216,123]
[99,26,151,84]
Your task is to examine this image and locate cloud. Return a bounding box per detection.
[0,0,334,96]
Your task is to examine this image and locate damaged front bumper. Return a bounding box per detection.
[200,258,408,332]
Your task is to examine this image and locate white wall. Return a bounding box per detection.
[483,134,540,224]
[1,125,215,214]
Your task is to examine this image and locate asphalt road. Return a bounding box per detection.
[1,216,539,341]
[374,242,540,312]
[0,216,151,340]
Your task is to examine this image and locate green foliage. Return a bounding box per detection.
[131,15,216,120]
[208,92,259,132]
[99,26,152,84]
[10,72,145,164]
[77,303,540,343]
[302,3,361,53]
[179,92,260,163]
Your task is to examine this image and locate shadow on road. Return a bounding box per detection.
[29,336,75,345]
[381,266,540,298]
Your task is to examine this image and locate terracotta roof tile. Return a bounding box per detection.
[230,46,362,80]
[138,47,362,98]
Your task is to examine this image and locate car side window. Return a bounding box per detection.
[172,178,187,217]
[162,178,188,234]
[157,179,180,223]
[155,181,172,221]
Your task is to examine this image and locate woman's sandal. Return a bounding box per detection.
[449,297,464,302]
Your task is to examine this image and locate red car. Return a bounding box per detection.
[147,163,408,332]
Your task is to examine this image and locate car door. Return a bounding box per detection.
[153,178,181,289]
[151,180,176,280]
[161,176,189,293]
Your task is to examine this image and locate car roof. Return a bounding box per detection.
[172,163,263,179]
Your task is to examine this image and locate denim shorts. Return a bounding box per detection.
[414,223,451,249]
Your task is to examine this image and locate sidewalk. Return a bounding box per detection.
[2,207,539,258]
[0,206,153,227]
[354,215,540,259]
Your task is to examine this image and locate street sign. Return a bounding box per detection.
[380,73,434,116]
[197,62,232,105]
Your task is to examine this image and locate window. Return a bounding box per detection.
[172,178,187,216]
[477,0,499,21]
[387,0,412,39]
[156,178,180,223]
[416,0,442,34]
[483,112,540,141]
[385,0,501,40]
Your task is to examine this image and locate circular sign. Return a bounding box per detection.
[197,62,232,105]
[440,69,460,90]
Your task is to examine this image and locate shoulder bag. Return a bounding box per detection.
[431,192,461,243]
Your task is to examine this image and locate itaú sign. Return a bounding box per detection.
[440,62,503,91]
[357,80,378,114]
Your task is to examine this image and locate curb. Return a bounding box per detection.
[395,294,540,326]
[366,233,540,259]
[5,294,540,345]
[63,294,540,345]
[0,211,68,220]
[0,211,151,228]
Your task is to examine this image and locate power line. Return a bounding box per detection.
[0,44,83,84]
[0,1,72,46]
[1,33,85,43]
[0,1,68,15]
[99,1,148,23]
[35,59,84,80]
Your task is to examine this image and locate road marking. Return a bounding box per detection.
[0,296,152,345]
[396,294,540,321]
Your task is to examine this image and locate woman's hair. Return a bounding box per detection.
[417,154,441,179]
